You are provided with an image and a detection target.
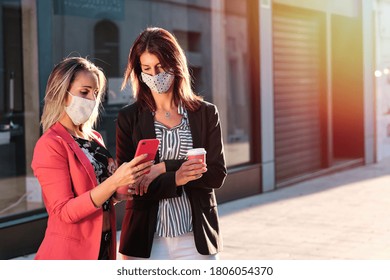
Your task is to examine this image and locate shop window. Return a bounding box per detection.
[94,20,119,78]
[1,0,258,259]
[0,3,33,218]
[0,0,255,220]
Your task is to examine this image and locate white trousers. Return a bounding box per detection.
[120,232,218,260]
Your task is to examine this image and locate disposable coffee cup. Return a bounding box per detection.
[187,148,207,163]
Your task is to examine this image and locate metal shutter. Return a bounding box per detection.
[273,7,324,184]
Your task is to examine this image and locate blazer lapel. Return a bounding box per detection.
[51,122,98,186]
[188,109,202,148]
[138,110,157,139]
[137,109,161,161]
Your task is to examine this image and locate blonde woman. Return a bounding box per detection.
[31,57,153,259]
[117,27,227,260]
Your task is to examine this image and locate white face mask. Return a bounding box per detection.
[141,71,174,94]
[65,92,96,126]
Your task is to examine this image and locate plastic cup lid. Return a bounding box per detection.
[187,148,207,156]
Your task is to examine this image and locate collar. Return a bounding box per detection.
[178,102,189,119]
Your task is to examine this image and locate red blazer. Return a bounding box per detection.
[31,122,116,260]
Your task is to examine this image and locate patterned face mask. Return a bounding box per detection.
[141,71,174,94]
[65,92,96,126]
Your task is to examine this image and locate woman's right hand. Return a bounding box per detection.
[111,154,154,188]
[90,154,154,206]
[175,159,207,186]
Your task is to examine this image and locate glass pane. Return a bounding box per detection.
[0,0,254,218]
[0,0,44,218]
[48,0,252,166]
[223,0,251,166]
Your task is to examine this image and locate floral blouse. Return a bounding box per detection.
[73,136,116,211]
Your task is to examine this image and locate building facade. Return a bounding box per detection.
[0,0,375,259]
[374,0,390,160]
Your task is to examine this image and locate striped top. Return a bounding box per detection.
[154,105,193,237]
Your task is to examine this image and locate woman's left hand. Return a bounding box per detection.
[132,162,166,196]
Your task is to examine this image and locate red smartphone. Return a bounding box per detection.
[134,139,160,167]
[116,139,159,199]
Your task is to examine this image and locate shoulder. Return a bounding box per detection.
[117,102,141,130]
[198,100,219,116]
[188,100,221,127]
[36,127,65,146]
[118,102,140,116]
[33,127,68,160]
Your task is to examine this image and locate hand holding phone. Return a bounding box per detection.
[115,139,159,200]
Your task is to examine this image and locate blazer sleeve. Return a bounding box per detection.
[131,103,227,200]
[31,136,99,223]
[185,103,227,190]
[116,107,180,200]
[116,108,136,166]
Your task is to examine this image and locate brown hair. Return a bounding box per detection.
[122,27,202,112]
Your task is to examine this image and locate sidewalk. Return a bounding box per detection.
[218,157,390,260]
[13,157,390,260]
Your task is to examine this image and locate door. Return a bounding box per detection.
[273,5,326,185]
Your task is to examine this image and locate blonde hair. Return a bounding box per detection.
[41,57,106,137]
[122,27,202,112]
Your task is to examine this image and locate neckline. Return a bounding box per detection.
[154,116,186,130]
[72,135,91,142]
